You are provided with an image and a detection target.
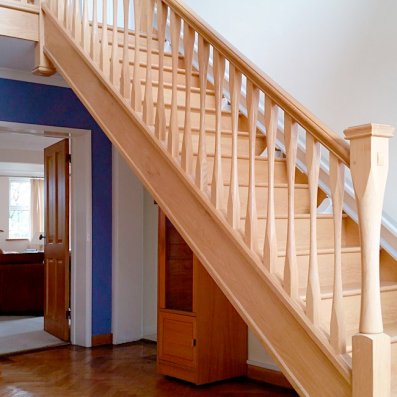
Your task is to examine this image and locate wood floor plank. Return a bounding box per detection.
[0,341,297,396]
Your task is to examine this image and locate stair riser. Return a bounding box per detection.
[100,26,160,49]
[142,83,216,109]
[114,60,201,87]
[251,217,359,250]
[321,289,397,349]
[116,46,185,68]
[177,132,265,157]
[223,185,310,217]
[192,155,288,185]
[276,250,362,290]
[164,108,233,130]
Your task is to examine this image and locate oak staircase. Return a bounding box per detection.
[34,0,396,395]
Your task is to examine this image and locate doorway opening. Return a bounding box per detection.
[0,121,92,354]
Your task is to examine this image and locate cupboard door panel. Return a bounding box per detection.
[158,311,197,368]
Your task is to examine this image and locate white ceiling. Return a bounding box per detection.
[0,36,67,86]
[0,36,35,71]
[0,131,61,151]
[0,132,62,177]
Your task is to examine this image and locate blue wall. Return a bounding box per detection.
[0,78,112,336]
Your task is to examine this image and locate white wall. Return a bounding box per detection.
[112,149,158,343]
[182,0,397,221]
[143,189,158,339]
[112,149,144,343]
[0,148,43,164]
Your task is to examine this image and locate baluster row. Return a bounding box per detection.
[51,0,349,355]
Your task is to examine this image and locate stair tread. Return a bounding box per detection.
[278,246,361,257]
[384,322,397,341]
[247,213,347,220]
[345,320,397,354]
[300,281,397,301]
[181,127,262,138]
[154,99,229,115]
[98,24,159,41]
[119,58,199,76]
[202,153,282,161]
[144,80,215,95]
[104,40,177,58]
[219,181,308,188]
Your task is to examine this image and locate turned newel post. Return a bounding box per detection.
[345,123,394,397]
[345,123,393,334]
[33,0,56,76]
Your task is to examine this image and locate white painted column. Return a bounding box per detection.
[112,148,144,344]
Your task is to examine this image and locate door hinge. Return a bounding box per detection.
[192,338,197,347]
[66,308,71,319]
[67,154,72,163]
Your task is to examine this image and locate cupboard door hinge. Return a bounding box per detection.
[66,308,71,319]
[192,338,197,347]
[67,154,72,163]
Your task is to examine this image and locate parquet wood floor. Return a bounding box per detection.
[0,341,298,396]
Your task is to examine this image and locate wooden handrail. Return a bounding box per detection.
[162,0,350,166]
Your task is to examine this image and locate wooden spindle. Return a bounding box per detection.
[227,64,241,229]
[181,23,195,175]
[131,0,143,111]
[154,0,167,142]
[120,0,130,100]
[283,114,299,298]
[245,81,259,252]
[211,49,225,210]
[143,0,155,125]
[72,0,82,44]
[195,36,209,194]
[90,0,99,63]
[100,0,109,77]
[110,0,118,84]
[57,0,64,22]
[305,133,321,326]
[263,97,278,272]
[167,11,181,158]
[63,0,68,29]
[329,154,346,354]
[81,0,89,52]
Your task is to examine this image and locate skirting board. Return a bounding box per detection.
[247,364,293,390]
[91,333,113,346]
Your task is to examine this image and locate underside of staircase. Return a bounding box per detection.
[38,1,397,396]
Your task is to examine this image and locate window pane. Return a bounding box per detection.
[9,210,30,239]
[10,179,31,210]
[9,179,31,239]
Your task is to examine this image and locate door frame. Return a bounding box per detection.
[0,120,92,347]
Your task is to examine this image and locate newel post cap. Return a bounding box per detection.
[344,123,394,140]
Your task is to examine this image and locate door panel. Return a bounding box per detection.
[44,139,70,341]
[158,310,197,368]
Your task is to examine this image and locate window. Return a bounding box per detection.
[9,178,31,239]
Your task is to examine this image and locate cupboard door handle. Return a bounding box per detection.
[192,339,197,347]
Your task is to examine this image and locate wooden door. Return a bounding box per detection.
[44,139,70,341]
